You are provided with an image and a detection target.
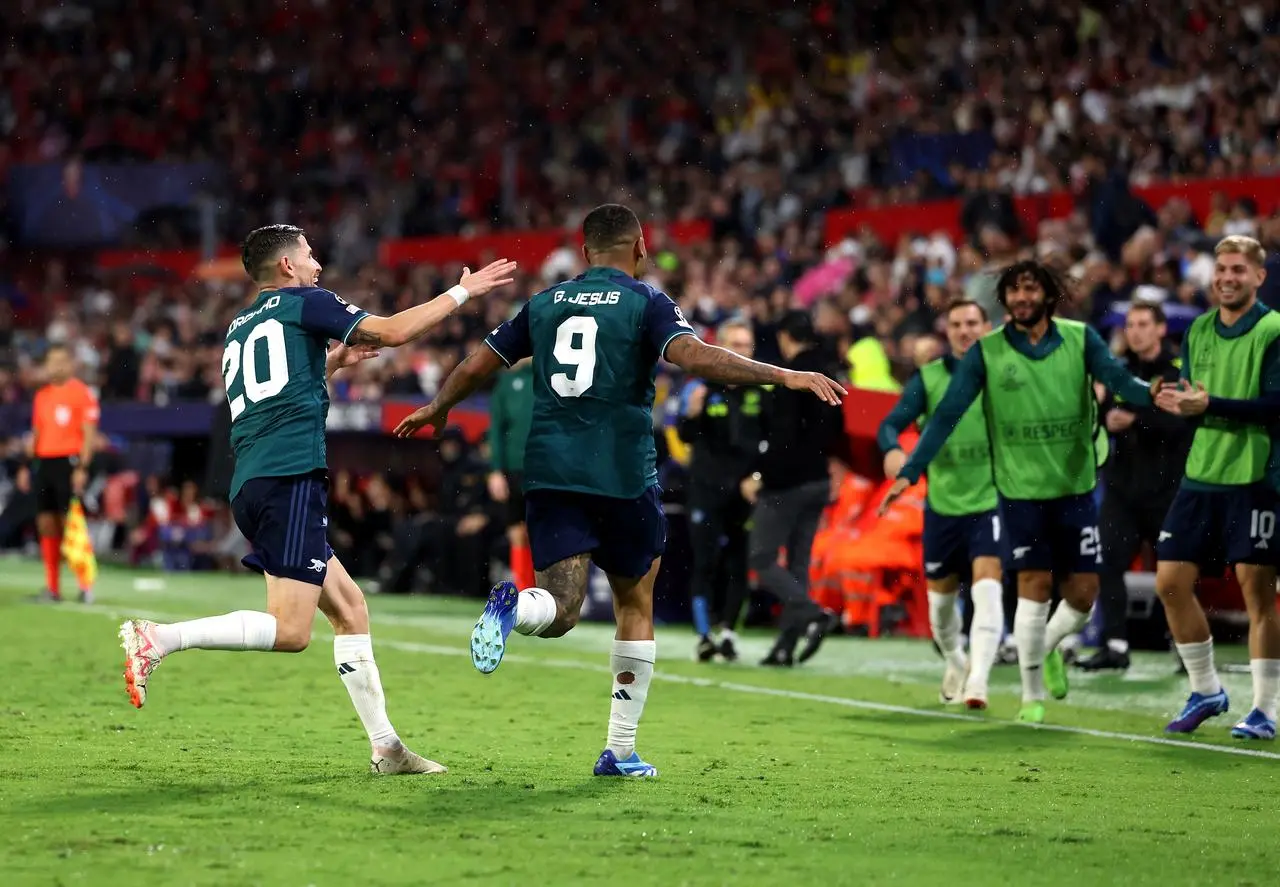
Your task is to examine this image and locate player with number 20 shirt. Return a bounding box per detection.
[118,224,516,775]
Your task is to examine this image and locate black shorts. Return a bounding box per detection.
[999,491,1102,575]
[231,470,333,586]
[1156,484,1277,569]
[922,506,1001,580]
[525,485,667,579]
[505,472,527,528]
[34,456,75,515]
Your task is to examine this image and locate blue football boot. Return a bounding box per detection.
[470,581,518,674]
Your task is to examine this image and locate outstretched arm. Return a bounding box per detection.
[393,346,505,438]
[663,336,845,405]
[877,373,926,479]
[348,260,517,348]
[877,373,926,454]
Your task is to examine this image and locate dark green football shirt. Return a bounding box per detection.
[223,286,368,498]
[485,267,696,499]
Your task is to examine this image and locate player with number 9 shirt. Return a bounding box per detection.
[118,224,516,774]
[394,204,845,777]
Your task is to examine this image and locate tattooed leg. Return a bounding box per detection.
[532,554,592,638]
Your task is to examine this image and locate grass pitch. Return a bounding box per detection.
[2,559,1277,886]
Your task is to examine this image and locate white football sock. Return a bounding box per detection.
[1250,659,1280,720]
[515,587,557,636]
[1175,639,1222,696]
[334,634,399,747]
[966,579,1004,693]
[1045,601,1092,653]
[927,590,965,669]
[152,611,277,655]
[1013,598,1050,702]
[606,639,656,759]
[1107,638,1130,655]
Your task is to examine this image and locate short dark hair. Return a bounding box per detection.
[777,309,817,344]
[995,259,1070,316]
[581,204,641,254]
[241,224,305,281]
[945,298,989,322]
[1127,301,1167,325]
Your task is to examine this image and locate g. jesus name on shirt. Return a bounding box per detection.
[554,290,622,307]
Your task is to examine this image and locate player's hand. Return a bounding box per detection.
[782,371,847,406]
[393,402,448,438]
[1155,379,1208,416]
[1104,408,1136,433]
[877,477,911,517]
[882,448,907,480]
[71,466,88,495]
[487,471,509,502]
[459,260,518,298]
[326,343,380,378]
[685,382,708,417]
[740,474,762,504]
[1149,377,1165,400]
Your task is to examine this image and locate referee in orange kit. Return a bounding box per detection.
[30,344,99,603]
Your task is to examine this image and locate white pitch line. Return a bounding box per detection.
[65,604,1280,762]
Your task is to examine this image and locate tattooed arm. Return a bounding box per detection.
[348,296,460,348]
[347,259,517,348]
[662,336,846,405]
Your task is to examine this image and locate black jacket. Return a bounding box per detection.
[1101,343,1190,505]
[676,381,765,501]
[753,346,846,493]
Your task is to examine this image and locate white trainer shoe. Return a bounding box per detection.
[371,744,448,775]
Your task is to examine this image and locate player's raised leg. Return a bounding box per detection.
[594,557,661,778]
[469,489,596,673]
[119,471,321,709]
[119,574,313,709]
[1041,570,1099,702]
[1231,561,1280,740]
[319,555,447,773]
[470,555,584,673]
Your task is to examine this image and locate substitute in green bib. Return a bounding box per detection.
[878,299,1003,711]
[1152,235,1280,741]
[880,260,1156,725]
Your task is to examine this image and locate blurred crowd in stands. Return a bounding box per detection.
[5,0,1280,585]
